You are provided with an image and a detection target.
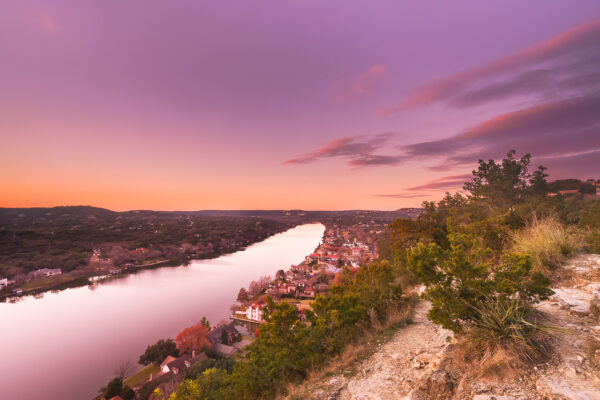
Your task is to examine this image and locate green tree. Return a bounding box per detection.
[99,377,134,399]
[464,150,533,211]
[138,338,179,366]
[529,165,549,196]
[200,316,211,329]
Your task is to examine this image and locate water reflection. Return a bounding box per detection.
[0,223,324,400]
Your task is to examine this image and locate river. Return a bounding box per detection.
[0,223,325,400]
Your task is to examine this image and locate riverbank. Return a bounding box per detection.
[0,223,299,302]
[1,223,325,400]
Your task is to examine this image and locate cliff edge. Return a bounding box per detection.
[288,254,600,400]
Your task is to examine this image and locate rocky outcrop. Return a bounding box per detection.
[287,254,600,400]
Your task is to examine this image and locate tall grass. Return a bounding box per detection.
[511,215,583,271]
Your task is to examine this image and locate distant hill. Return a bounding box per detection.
[185,208,423,222]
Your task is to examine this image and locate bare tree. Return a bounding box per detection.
[115,360,135,379]
[258,275,271,291]
[237,287,250,303]
[249,280,260,298]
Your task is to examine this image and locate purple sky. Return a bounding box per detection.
[1,1,599,210]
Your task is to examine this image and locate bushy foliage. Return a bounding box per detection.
[138,338,180,366]
[389,150,566,351]
[175,324,211,354]
[98,377,135,400]
[167,150,597,399]
[183,357,235,380]
[169,261,404,400]
[170,368,231,400]
[406,232,552,333]
[0,207,291,278]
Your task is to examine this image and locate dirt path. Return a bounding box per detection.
[305,300,453,400]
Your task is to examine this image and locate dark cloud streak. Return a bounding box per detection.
[379,18,600,113]
[282,132,402,167]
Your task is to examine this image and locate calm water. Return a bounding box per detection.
[0,223,324,400]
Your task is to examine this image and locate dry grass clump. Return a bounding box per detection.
[512,215,584,272]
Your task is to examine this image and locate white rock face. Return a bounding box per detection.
[550,288,593,314]
[536,375,600,400]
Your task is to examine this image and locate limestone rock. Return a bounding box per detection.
[536,375,600,400]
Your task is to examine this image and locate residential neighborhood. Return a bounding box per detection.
[230,221,383,330]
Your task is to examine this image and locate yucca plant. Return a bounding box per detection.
[469,295,548,359]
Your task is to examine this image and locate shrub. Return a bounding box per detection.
[512,215,583,271]
[138,338,179,366]
[406,232,552,334]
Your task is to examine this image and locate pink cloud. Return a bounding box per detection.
[378,18,600,114]
[327,64,387,103]
[282,132,400,166]
[403,174,472,191]
[373,193,432,199]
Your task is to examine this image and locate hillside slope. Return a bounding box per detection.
[292,254,600,400]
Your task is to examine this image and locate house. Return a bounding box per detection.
[292,279,307,288]
[0,278,8,289]
[323,253,339,260]
[160,355,177,373]
[234,324,249,336]
[285,283,297,294]
[232,339,253,351]
[325,266,342,274]
[245,302,265,322]
[161,353,207,375]
[306,253,320,263]
[212,343,238,358]
[313,283,329,292]
[558,189,580,195]
[295,264,312,274]
[300,286,315,298]
[208,323,241,345]
[32,268,62,278]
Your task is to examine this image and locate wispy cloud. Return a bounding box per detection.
[373,193,432,199]
[328,64,387,103]
[282,132,402,166]
[286,19,600,179]
[378,18,600,114]
[374,174,471,201]
[400,92,600,169]
[404,174,472,191]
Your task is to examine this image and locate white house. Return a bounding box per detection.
[245,303,265,322]
[0,278,8,289]
[160,355,177,373]
[33,268,62,278]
